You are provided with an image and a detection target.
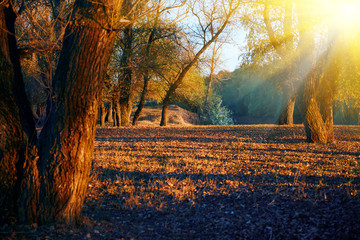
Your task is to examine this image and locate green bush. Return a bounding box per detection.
[200,94,234,125]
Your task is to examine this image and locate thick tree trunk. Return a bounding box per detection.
[37,10,116,224]
[0,2,38,223]
[319,61,337,143]
[1,0,119,225]
[133,75,150,125]
[297,1,329,144]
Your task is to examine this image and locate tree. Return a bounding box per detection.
[0,0,137,224]
[295,1,334,143]
[160,0,241,126]
[263,0,297,125]
[132,0,186,125]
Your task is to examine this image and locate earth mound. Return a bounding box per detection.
[134,105,201,126]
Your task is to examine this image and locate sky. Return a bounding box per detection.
[218,28,247,72]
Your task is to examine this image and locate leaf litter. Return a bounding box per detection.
[1,125,360,239]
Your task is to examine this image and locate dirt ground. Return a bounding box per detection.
[2,124,360,240]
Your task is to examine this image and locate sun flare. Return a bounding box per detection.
[330,0,360,28]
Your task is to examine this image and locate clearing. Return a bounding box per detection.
[3,124,360,239]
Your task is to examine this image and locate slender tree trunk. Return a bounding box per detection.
[160,100,169,126]
[118,24,133,127]
[115,101,121,127]
[278,93,296,125]
[106,100,114,123]
[159,1,238,126]
[205,73,213,106]
[100,102,106,126]
[264,0,297,126]
[133,75,150,125]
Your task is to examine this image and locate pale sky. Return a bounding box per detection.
[216,27,247,73]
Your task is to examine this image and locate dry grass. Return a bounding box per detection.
[82,125,360,239]
[2,124,359,239]
[89,126,360,207]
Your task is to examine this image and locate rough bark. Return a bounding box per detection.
[318,53,338,143]
[0,2,38,223]
[1,0,120,225]
[37,4,117,223]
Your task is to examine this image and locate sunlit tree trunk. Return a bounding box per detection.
[318,50,338,143]
[297,1,328,143]
[1,0,119,224]
[38,3,117,223]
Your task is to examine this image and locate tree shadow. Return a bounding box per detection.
[84,168,360,240]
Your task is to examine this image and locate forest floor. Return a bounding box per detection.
[2,125,360,240]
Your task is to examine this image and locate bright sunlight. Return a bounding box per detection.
[328,0,360,30]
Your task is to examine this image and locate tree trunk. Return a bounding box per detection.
[278,93,296,125]
[1,0,119,225]
[0,2,38,223]
[38,10,116,224]
[133,75,149,125]
[115,101,121,127]
[100,102,106,126]
[318,59,337,143]
[118,24,133,127]
[160,101,169,126]
[120,100,131,126]
[297,1,329,144]
[106,100,114,123]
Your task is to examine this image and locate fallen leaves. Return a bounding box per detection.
[1,125,359,239]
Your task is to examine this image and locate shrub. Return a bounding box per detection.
[200,94,234,125]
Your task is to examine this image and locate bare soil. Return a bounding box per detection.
[1,124,360,240]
